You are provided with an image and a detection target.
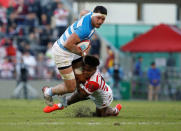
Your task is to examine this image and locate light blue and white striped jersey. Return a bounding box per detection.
[57,12,95,50]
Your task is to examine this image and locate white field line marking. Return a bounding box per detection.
[0,122,181,126]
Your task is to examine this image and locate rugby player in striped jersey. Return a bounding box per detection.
[42,6,107,107]
[43,55,122,117]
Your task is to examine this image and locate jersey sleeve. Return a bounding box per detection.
[83,81,99,95]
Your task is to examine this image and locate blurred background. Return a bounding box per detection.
[0,0,181,101]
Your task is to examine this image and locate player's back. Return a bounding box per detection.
[83,70,113,108]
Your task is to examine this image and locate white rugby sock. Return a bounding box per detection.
[58,103,63,108]
[45,87,53,96]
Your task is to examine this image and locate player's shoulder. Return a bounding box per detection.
[77,12,92,26]
[85,80,99,93]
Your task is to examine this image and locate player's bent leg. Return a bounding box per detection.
[48,66,77,96]
[42,66,76,106]
[52,66,77,95]
[51,78,76,95]
[96,104,122,117]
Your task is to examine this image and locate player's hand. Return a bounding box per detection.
[82,52,87,56]
[82,44,91,56]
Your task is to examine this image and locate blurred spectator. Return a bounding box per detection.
[0,37,16,60]
[131,56,145,98]
[147,62,161,101]
[0,4,7,38]
[53,1,69,37]
[36,53,46,79]
[165,53,176,100]
[22,50,37,78]
[41,13,48,25]
[166,53,176,68]
[108,64,124,100]
[105,46,115,70]
[24,43,34,55]
[0,22,6,35]
[133,56,143,88]
[0,3,7,24]
[45,42,56,80]
[39,25,53,52]
[8,24,17,37]
[101,66,113,87]
[6,0,15,18]
[89,33,101,58]
[16,56,25,82]
[25,0,40,27]
[0,43,7,60]
[51,0,60,12]
[133,56,143,77]
[0,57,14,79]
[28,32,40,53]
[14,0,29,25]
[17,40,27,52]
[4,38,16,57]
[40,0,54,24]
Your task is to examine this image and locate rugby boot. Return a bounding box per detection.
[43,104,64,113]
[115,104,122,116]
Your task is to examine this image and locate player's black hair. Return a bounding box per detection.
[93,6,107,15]
[151,62,155,66]
[83,55,100,67]
[72,57,83,65]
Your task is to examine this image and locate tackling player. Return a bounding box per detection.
[42,6,107,106]
[43,55,122,117]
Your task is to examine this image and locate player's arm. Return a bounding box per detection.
[66,85,90,106]
[64,33,83,56]
[66,81,99,106]
[71,58,86,84]
[64,17,90,56]
[83,81,99,94]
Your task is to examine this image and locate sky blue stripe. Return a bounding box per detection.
[73,21,78,29]
[57,39,68,51]
[63,33,66,42]
[68,26,72,35]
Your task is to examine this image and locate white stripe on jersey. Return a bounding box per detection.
[77,17,84,28]
[88,29,95,38]
[96,72,106,90]
[70,25,74,33]
[65,29,70,38]
[60,36,65,45]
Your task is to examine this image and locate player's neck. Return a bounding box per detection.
[87,71,96,80]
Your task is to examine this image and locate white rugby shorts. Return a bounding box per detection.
[52,41,74,68]
[96,90,113,109]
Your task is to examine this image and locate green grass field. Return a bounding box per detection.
[0,99,181,131]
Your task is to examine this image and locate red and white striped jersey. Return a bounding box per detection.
[81,70,113,109]
[54,8,69,26]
